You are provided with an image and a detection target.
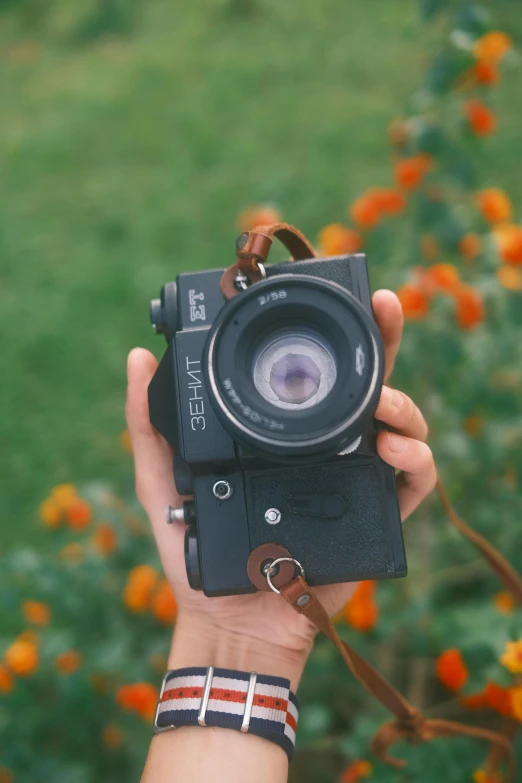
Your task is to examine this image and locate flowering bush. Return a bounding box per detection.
[294,4,522,781]
[0,481,178,781]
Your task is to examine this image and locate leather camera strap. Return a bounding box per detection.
[220,222,316,299]
[436,480,522,604]
[226,222,522,778]
[280,576,515,778]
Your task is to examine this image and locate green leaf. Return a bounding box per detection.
[453,4,491,37]
[416,124,446,155]
[425,51,474,94]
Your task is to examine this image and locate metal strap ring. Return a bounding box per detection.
[255,261,267,280]
[265,557,305,594]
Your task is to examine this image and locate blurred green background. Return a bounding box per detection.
[1,0,521,541]
[2,1,522,782]
[1,0,518,545]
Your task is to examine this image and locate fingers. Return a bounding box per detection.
[372,290,403,382]
[126,348,180,525]
[377,431,437,520]
[375,386,429,442]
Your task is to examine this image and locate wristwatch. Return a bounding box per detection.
[154,666,299,760]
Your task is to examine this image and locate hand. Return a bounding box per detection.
[126,289,436,688]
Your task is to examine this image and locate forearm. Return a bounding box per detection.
[141,612,309,783]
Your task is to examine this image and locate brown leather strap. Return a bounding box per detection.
[220,222,316,299]
[281,576,415,721]
[436,479,522,605]
[280,576,515,779]
[371,717,515,775]
[486,719,519,777]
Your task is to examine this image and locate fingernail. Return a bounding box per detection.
[387,433,408,453]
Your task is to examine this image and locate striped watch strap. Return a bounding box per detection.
[154,666,299,760]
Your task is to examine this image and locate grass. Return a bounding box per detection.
[0,0,520,547]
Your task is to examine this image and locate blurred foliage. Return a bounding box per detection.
[1,0,522,781]
[0,482,176,782]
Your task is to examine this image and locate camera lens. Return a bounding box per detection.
[205,275,383,461]
[253,331,336,409]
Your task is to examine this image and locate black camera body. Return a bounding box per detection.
[148,254,407,596]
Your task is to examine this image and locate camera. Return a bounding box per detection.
[148,253,407,596]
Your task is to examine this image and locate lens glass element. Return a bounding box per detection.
[253,330,337,410]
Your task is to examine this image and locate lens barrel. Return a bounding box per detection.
[205,275,384,461]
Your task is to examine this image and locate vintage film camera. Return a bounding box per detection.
[148,253,406,596]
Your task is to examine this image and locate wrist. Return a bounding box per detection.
[168,610,311,691]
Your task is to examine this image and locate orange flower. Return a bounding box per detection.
[474,60,499,86]
[459,233,481,261]
[344,582,378,633]
[5,639,39,677]
[371,187,406,215]
[102,723,123,749]
[39,498,61,528]
[477,188,512,224]
[497,265,522,291]
[500,639,522,674]
[465,99,496,136]
[123,565,159,613]
[394,154,432,190]
[238,205,281,232]
[473,770,501,783]
[52,483,79,509]
[454,285,484,330]
[60,543,85,564]
[353,580,376,600]
[0,664,14,694]
[464,415,483,438]
[92,523,117,555]
[340,760,373,783]
[494,224,522,265]
[55,650,82,675]
[318,224,362,256]
[474,31,512,63]
[123,582,152,613]
[396,284,430,320]
[425,263,460,293]
[345,601,378,633]
[486,683,514,716]
[420,234,441,262]
[65,499,92,531]
[494,592,515,614]
[119,429,132,454]
[349,192,381,229]
[511,687,522,722]
[128,564,159,592]
[151,580,178,625]
[22,600,51,627]
[117,682,158,721]
[0,769,13,783]
[436,649,468,692]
